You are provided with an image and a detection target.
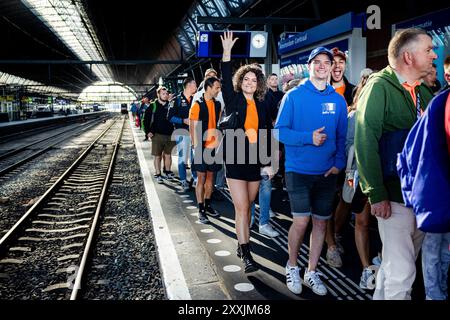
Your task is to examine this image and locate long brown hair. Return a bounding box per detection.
[232,64,267,101]
[349,71,374,112]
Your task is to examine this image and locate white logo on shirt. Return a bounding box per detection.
[322,103,336,114]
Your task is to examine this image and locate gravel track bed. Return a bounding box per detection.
[0,121,112,236]
[82,121,165,300]
[0,147,114,299]
[0,148,82,233]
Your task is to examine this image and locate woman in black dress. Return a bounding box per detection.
[220,31,275,273]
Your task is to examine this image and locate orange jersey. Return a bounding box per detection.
[189,99,219,148]
[244,99,259,144]
[335,84,346,97]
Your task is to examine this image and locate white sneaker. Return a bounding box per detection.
[258,224,279,237]
[285,263,302,294]
[269,209,276,218]
[359,266,378,290]
[304,270,327,296]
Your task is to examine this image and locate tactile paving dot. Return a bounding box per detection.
[223,265,241,272]
[214,250,230,257]
[234,283,254,292]
[200,229,214,233]
[206,239,221,244]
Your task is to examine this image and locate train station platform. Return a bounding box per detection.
[128,114,386,301]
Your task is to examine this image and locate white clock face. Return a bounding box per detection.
[252,34,266,49]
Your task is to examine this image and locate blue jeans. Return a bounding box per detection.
[176,135,196,181]
[421,232,450,300]
[251,176,272,227]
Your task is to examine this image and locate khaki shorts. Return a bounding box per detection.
[151,133,176,156]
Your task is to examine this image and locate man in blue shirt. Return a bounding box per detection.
[275,47,347,296]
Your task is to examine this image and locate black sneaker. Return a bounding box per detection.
[163,170,175,181]
[154,174,163,184]
[205,206,220,217]
[239,243,259,273]
[198,211,210,224]
[236,244,242,258]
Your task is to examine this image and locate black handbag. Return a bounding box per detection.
[218,110,239,130]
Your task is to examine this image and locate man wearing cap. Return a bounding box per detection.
[330,47,355,105]
[275,47,347,296]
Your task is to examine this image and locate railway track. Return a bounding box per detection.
[0,115,111,179]
[0,116,125,300]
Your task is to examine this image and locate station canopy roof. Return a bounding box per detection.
[0,0,446,100]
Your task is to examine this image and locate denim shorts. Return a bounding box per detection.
[285,171,338,220]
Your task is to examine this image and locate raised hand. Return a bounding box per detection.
[220,31,238,61]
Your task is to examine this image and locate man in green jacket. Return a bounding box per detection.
[355,28,436,300]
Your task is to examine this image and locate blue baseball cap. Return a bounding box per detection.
[307,47,333,64]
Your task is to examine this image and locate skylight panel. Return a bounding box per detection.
[21,0,113,82]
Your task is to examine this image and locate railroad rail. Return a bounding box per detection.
[0,116,125,299]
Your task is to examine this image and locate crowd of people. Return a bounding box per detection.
[129,28,449,300]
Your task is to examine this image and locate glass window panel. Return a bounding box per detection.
[21,0,113,81]
[212,0,229,16]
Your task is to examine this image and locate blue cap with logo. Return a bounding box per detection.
[307,47,333,64]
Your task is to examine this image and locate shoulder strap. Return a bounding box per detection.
[346,145,355,170]
[150,101,158,125]
[214,100,221,124]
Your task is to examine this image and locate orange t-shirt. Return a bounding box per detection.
[335,84,346,97]
[402,81,421,111]
[244,99,259,144]
[189,99,218,148]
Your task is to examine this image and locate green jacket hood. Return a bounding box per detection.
[370,66,404,91]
